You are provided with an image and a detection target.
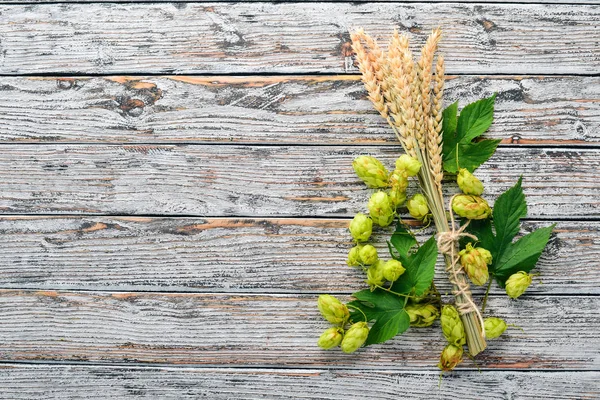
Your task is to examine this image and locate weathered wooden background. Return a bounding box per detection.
[0,1,599,398]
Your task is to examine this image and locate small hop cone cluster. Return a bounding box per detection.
[452,195,492,220]
[437,305,467,371]
[407,193,430,221]
[316,294,371,353]
[505,271,533,299]
[353,156,389,189]
[405,303,439,328]
[438,344,464,372]
[457,168,484,196]
[441,305,466,347]
[484,317,507,339]
[459,243,492,286]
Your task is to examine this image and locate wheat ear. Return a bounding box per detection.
[351,30,388,119]
[429,54,445,193]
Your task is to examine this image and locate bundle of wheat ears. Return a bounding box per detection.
[315,28,554,371]
[354,27,486,356]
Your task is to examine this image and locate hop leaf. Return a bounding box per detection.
[349,289,410,345]
[442,95,501,173]
[464,178,555,287]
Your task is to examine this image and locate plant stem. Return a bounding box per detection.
[417,147,487,356]
[481,279,493,314]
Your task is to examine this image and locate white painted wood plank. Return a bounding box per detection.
[1,75,598,144]
[0,4,598,74]
[0,145,594,218]
[0,365,598,399]
[0,291,597,369]
[0,217,590,295]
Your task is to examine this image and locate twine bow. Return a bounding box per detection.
[436,194,486,339]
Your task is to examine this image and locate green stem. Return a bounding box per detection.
[374,284,416,299]
[481,278,493,313]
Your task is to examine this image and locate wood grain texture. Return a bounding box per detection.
[6,0,600,4]
[0,290,597,369]
[0,145,595,218]
[1,4,599,74]
[1,75,598,145]
[1,365,599,399]
[0,217,590,295]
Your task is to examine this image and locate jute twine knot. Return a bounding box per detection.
[436,194,486,338]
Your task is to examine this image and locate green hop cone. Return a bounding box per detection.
[388,186,407,209]
[441,305,466,347]
[317,294,349,325]
[505,271,533,299]
[438,344,464,372]
[340,322,369,353]
[395,154,422,177]
[352,156,389,189]
[346,246,361,267]
[407,193,430,221]
[452,195,492,220]
[358,244,378,266]
[458,243,492,286]
[405,303,439,327]
[366,260,386,288]
[382,259,405,282]
[368,191,395,227]
[457,168,484,196]
[484,317,508,339]
[348,213,373,242]
[389,169,409,192]
[317,327,344,350]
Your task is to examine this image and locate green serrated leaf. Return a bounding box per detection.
[463,178,554,287]
[442,101,458,156]
[447,139,501,173]
[391,236,438,296]
[388,221,418,263]
[456,93,497,143]
[352,289,410,345]
[493,177,527,259]
[442,94,498,173]
[495,225,555,285]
